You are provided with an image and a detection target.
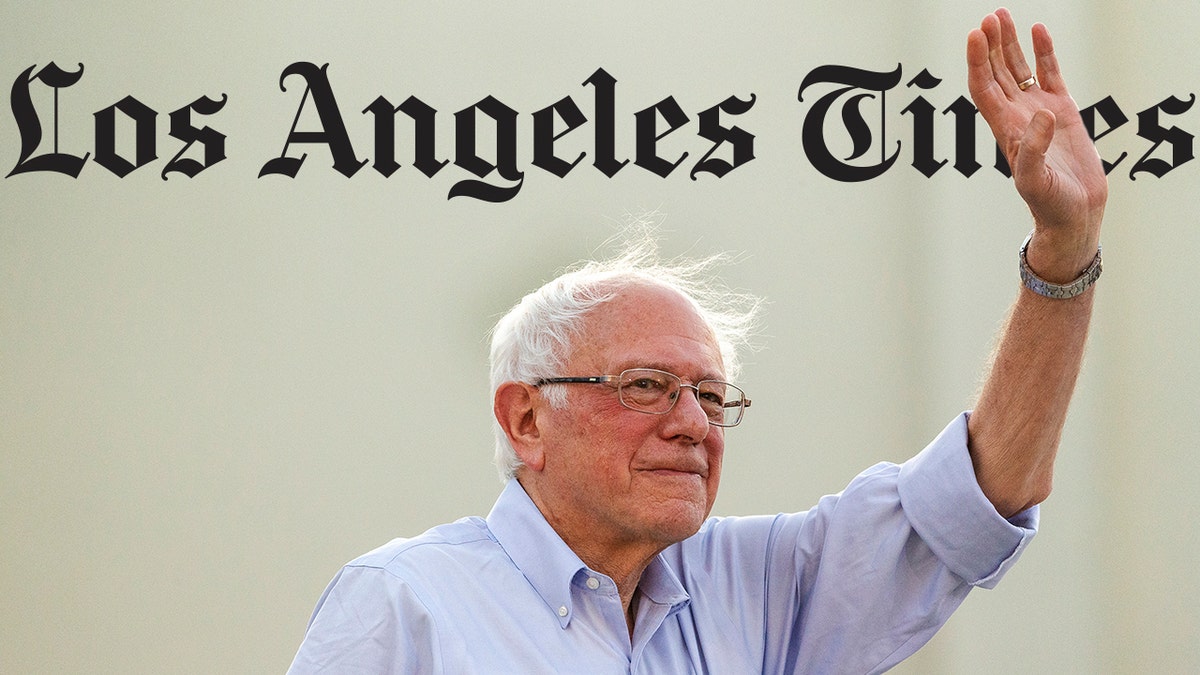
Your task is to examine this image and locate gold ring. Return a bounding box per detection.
[1017,76,1037,91]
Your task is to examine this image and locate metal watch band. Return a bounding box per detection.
[1018,231,1103,300]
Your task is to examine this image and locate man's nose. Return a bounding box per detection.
[667,385,712,437]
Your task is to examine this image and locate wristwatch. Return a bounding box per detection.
[1018,231,1102,299]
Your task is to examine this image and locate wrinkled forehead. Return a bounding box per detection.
[566,280,724,376]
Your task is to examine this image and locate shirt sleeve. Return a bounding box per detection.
[786,411,1037,673]
[897,411,1038,589]
[680,412,1038,674]
[286,565,442,675]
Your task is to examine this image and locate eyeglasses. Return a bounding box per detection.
[535,368,751,427]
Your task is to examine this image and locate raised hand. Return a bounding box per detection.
[967,8,1107,281]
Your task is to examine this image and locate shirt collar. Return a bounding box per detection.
[487,479,589,626]
[638,553,691,610]
[486,479,692,626]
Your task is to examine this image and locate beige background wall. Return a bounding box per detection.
[2,1,1197,672]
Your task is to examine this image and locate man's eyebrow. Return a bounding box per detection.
[617,362,726,381]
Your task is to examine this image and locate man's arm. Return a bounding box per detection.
[965,9,1108,518]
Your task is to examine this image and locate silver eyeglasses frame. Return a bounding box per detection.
[534,367,751,427]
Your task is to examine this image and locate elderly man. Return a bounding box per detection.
[288,8,1106,673]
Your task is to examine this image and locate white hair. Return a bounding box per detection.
[488,224,763,480]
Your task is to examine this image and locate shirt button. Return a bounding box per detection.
[558,605,568,617]
[586,577,600,590]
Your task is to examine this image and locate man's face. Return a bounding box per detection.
[529,282,727,555]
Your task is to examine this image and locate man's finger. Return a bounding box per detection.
[982,13,1019,96]
[1032,23,1065,93]
[967,28,1011,138]
[1014,108,1056,196]
[998,8,1035,85]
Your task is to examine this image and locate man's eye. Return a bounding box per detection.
[628,378,663,390]
[699,391,724,405]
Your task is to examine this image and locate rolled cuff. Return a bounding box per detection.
[897,412,1038,589]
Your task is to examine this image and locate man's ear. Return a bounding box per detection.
[493,381,546,471]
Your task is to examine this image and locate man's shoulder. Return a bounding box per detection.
[346,515,496,574]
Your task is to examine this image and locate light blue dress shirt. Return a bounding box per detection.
[288,414,1037,674]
